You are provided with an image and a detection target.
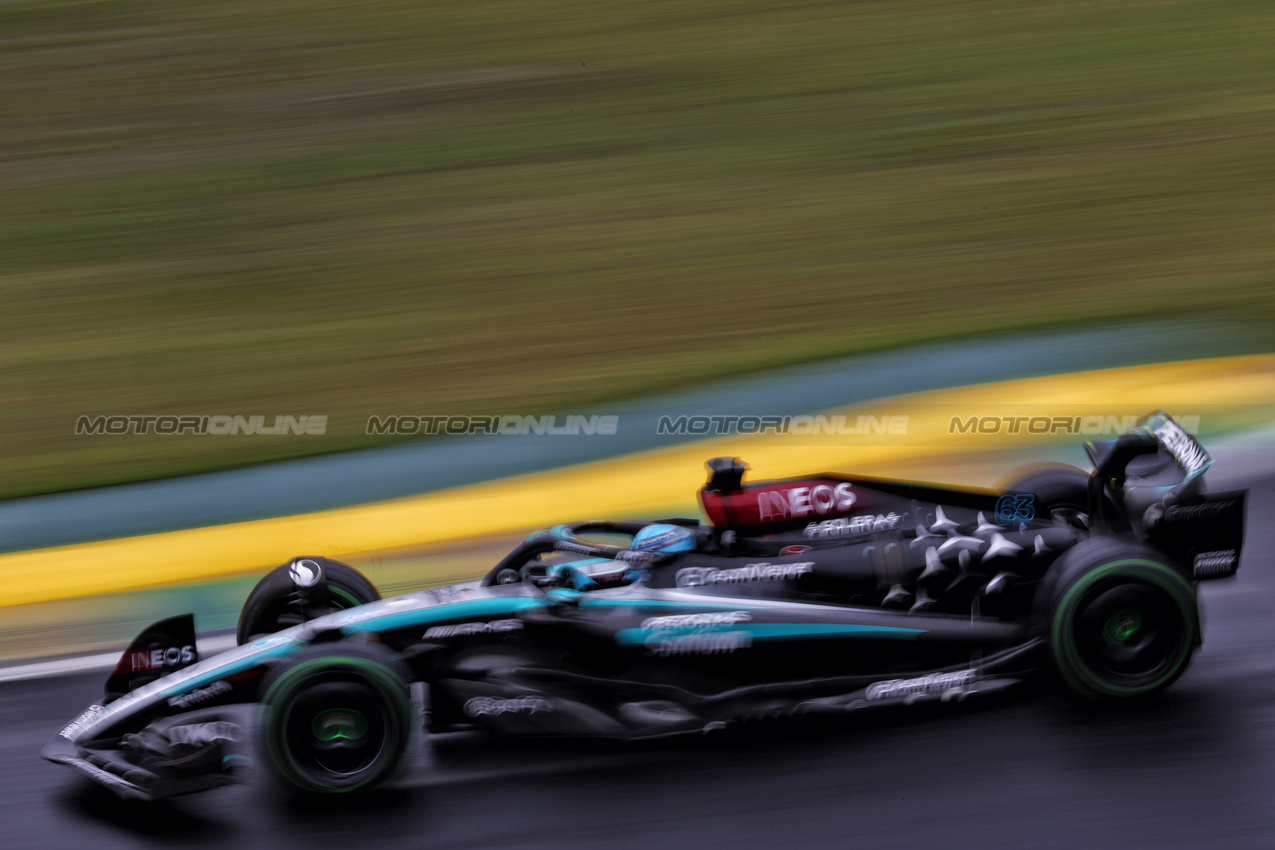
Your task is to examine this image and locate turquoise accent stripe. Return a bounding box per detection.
[746,623,925,640]
[614,622,925,646]
[580,599,769,611]
[340,597,548,634]
[162,639,305,697]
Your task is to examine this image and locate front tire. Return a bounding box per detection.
[1042,539,1198,701]
[237,557,380,645]
[259,643,413,794]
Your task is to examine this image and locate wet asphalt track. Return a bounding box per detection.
[5,472,1274,849]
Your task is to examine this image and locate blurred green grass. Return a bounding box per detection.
[2,0,1274,499]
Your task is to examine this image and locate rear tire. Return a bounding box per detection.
[259,643,412,794]
[1041,539,1198,701]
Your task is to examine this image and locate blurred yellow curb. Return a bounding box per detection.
[2,353,1272,607]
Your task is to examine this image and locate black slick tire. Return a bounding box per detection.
[258,642,412,794]
[1040,538,1198,701]
[237,557,380,645]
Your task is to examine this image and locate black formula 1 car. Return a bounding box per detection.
[44,412,1247,799]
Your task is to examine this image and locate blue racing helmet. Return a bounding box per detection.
[631,523,697,554]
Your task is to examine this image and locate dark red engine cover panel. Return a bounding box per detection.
[699,478,868,531]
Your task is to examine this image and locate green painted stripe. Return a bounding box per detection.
[7,352,1271,609]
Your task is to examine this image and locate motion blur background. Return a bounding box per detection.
[5,4,1275,846]
[4,0,1274,499]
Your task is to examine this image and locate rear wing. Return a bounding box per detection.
[1146,490,1247,580]
[1084,412,1244,580]
[1084,411,1211,483]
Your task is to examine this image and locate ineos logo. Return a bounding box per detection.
[757,483,855,522]
[123,645,195,672]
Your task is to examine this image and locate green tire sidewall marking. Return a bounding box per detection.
[1050,559,1197,699]
[262,655,410,794]
[328,586,365,608]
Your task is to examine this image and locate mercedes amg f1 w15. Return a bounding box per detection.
[44,412,1246,799]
